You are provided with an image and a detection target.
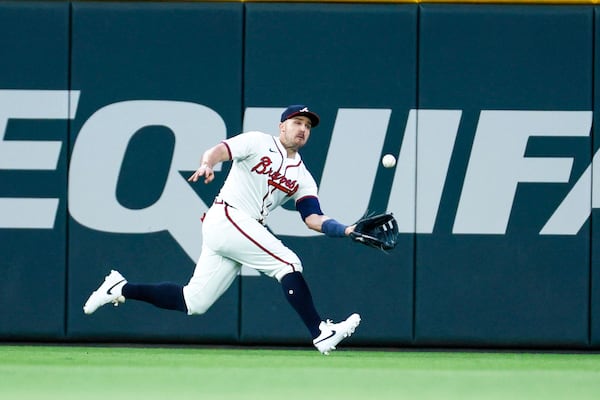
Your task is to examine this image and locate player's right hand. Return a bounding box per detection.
[188,165,214,184]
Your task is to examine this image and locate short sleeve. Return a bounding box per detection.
[222,131,265,161]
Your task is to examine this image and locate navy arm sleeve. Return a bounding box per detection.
[296,196,323,221]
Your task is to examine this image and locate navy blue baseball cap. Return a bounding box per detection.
[280,105,320,128]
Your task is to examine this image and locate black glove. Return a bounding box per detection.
[349,213,399,251]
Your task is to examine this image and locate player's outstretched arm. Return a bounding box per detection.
[188,143,230,184]
[304,214,355,237]
[296,197,354,237]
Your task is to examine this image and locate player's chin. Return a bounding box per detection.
[295,137,307,147]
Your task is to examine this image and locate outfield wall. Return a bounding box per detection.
[0,0,598,349]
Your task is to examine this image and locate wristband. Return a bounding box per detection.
[321,219,347,238]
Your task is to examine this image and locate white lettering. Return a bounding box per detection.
[307,108,391,227]
[68,101,226,262]
[3,96,597,244]
[0,89,79,229]
[541,143,599,235]
[453,111,592,234]
[388,109,461,233]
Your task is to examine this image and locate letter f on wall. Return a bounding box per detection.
[453,111,592,234]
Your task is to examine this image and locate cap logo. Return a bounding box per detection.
[280,105,319,127]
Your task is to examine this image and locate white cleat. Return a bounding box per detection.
[83,270,127,315]
[313,313,361,355]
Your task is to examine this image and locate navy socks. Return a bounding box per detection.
[120,273,320,338]
[280,271,322,339]
[122,282,187,313]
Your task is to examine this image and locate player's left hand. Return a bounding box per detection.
[188,164,214,184]
[349,213,399,251]
[344,224,356,236]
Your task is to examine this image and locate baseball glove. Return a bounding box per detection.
[349,213,399,251]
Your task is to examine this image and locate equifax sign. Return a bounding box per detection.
[0,90,596,262]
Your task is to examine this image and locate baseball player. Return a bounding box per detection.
[84,105,361,355]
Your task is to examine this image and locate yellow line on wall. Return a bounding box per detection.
[238,0,599,4]
[94,0,600,4]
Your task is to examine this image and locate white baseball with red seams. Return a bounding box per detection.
[182,131,318,315]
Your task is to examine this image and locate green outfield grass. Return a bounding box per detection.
[1,345,600,400]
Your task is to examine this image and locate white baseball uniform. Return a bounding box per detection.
[183,131,319,315]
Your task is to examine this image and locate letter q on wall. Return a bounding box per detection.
[68,100,227,262]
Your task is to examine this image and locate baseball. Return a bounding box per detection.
[382,154,396,168]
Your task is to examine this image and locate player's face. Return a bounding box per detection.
[279,116,312,155]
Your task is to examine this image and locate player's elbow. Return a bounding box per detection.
[304,214,325,232]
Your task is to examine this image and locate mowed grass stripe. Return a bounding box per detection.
[1,345,600,400]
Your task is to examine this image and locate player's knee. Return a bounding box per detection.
[182,289,215,315]
[184,296,216,315]
[186,303,208,315]
[273,264,303,282]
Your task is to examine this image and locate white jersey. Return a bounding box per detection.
[217,131,318,222]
